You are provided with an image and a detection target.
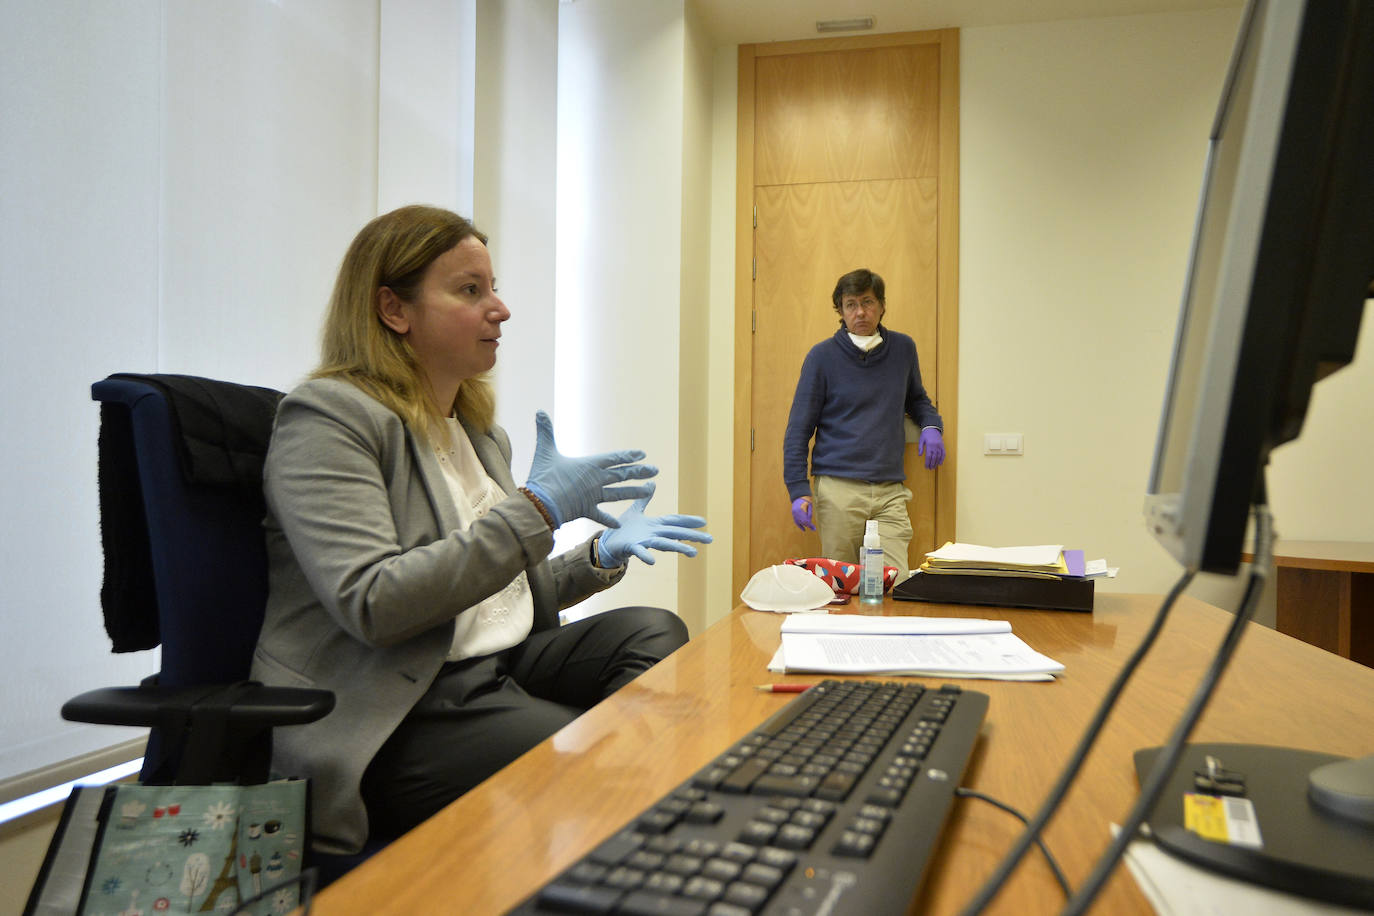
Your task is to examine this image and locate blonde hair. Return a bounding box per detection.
[314,205,495,444]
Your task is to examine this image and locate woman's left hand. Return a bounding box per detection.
[596,483,712,567]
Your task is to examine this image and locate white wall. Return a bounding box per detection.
[0,0,482,809]
[1,0,712,799]
[704,46,740,628]
[697,8,1250,613]
[0,0,532,902]
[555,0,698,621]
[378,0,476,216]
[10,1,1371,900]
[958,8,1268,610]
[1264,315,1374,542]
[159,1,379,389]
[0,0,390,791]
[1,0,395,903]
[699,5,1370,618]
[676,2,717,631]
[476,0,560,477]
[1,0,166,790]
[956,6,1374,613]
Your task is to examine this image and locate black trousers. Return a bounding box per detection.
[359,605,687,840]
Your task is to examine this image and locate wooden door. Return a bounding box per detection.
[734,32,960,597]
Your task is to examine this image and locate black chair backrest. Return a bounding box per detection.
[93,375,282,688]
[87,375,374,875]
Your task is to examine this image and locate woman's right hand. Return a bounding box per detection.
[523,410,657,529]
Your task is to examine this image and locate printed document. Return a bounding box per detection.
[780,615,1012,637]
[924,543,1065,569]
[771,629,1064,681]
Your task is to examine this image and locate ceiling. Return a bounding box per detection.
[690,0,1241,47]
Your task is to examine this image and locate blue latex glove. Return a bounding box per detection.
[791,496,816,531]
[918,427,945,470]
[597,484,712,567]
[524,410,657,528]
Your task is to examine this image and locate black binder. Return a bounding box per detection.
[892,570,1094,612]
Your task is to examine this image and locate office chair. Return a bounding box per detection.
[61,374,373,883]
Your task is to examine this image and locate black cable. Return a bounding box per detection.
[1059,505,1274,915]
[957,565,1196,916]
[955,787,1072,898]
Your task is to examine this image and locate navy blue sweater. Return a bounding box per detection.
[783,326,942,501]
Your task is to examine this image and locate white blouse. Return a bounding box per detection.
[436,417,535,661]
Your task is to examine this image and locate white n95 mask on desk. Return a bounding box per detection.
[741,564,835,613]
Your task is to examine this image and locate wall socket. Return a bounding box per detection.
[984,433,1023,455]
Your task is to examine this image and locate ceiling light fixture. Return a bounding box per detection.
[816,16,875,33]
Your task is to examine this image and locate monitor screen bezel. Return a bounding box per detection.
[1144,0,1374,574]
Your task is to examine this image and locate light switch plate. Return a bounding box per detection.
[984,433,1024,455]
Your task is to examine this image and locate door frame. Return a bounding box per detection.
[732,29,961,600]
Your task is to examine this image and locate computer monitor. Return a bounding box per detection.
[1143,0,1373,575]
[1134,0,1374,906]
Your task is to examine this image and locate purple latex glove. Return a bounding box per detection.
[918,427,946,470]
[791,496,816,531]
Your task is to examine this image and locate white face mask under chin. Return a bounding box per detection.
[848,331,883,352]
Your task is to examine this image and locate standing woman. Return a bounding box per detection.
[251,205,709,855]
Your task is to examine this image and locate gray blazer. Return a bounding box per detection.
[250,377,623,854]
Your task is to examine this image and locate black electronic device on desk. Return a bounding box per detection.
[961,2,1374,913]
[1123,0,1374,909]
[506,679,988,915]
[1134,744,1374,909]
[892,570,1093,612]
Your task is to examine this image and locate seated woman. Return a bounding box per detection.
[250,205,710,855]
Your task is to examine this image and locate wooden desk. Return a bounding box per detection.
[313,594,1374,914]
[1245,540,1374,666]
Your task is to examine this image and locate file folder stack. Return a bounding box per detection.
[893,542,1095,612]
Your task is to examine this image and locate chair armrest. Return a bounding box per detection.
[62,682,335,729]
[62,681,335,784]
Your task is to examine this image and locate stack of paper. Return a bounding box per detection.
[1084,559,1118,579]
[920,543,1086,580]
[768,614,1065,681]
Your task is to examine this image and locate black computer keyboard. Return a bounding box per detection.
[508,678,989,916]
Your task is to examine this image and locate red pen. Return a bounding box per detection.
[754,683,810,693]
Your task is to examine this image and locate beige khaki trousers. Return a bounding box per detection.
[812,475,913,578]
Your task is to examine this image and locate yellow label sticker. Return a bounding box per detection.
[1183,793,1229,840]
[1182,793,1263,848]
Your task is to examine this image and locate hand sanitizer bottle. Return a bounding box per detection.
[860,520,883,605]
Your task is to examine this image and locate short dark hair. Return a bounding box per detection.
[831,268,885,313]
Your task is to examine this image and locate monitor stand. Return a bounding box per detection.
[1133,743,1374,910]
